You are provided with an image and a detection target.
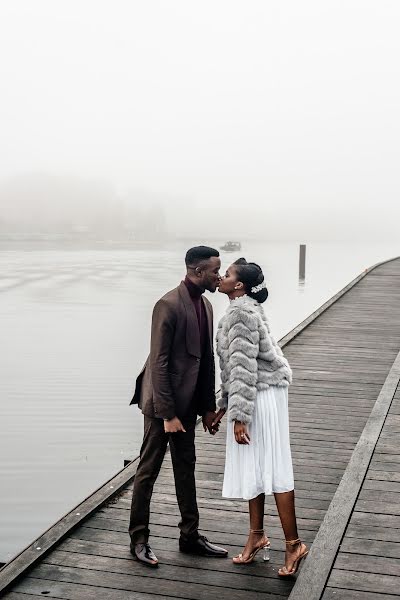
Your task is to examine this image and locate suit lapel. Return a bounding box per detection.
[178,282,201,358]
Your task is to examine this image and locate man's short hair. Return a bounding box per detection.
[185,246,220,267]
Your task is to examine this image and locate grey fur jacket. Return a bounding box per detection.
[216,295,292,424]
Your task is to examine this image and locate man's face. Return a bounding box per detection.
[198,256,221,292]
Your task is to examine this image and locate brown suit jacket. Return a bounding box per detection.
[131,281,216,420]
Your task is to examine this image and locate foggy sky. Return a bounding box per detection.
[1,1,400,240]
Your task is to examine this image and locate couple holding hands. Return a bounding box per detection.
[129,246,307,577]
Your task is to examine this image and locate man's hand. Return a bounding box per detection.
[234,421,250,444]
[211,408,226,430]
[164,417,186,433]
[202,411,218,435]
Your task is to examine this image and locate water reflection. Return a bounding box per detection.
[298,277,306,292]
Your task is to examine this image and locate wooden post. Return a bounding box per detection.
[299,244,306,280]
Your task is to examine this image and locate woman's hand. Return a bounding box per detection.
[234,421,250,444]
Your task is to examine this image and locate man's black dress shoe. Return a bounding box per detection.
[179,535,228,557]
[130,542,159,567]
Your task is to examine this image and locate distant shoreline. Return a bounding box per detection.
[0,237,251,251]
[0,238,181,251]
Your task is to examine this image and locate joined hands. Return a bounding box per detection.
[203,409,226,435]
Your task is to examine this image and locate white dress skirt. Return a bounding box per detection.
[222,385,294,500]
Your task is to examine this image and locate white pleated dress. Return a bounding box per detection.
[222,385,294,501]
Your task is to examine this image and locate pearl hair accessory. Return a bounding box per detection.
[251,281,266,293]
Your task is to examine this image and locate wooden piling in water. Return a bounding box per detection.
[299,243,306,280]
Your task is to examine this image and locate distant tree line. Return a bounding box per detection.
[0,174,168,241]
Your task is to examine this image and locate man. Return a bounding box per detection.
[129,246,228,566]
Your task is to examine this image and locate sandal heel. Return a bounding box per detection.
[263,543,271,562]
[278,538,308,577]
[232,529,271,565]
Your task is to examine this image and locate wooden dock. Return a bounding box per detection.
[1,257,400,600]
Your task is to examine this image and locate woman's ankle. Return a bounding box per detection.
[285,540,303,555]
[249,528,264,536]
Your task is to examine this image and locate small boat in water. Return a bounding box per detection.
[220,241,241,252]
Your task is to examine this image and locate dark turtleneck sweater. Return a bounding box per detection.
[183,275,208,354]
[183,276,210,417]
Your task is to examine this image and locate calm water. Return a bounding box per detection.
[1,240,399,563]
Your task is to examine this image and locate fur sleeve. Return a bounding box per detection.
[226,308,259,424]
[216,388,228,410]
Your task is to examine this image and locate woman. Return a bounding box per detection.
[215,258,308,576]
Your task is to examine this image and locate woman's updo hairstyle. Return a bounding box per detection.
[233,258,268,303]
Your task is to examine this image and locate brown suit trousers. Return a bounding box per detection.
[129,415,199,544]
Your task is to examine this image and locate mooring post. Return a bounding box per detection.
[299,244,306,280]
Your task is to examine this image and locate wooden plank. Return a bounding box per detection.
[350,511,400,530]
[358,488,400,502]
[368,461,400,473]
[334,552,400,577]
[11,577,180,600]
[57,536,286,576]
[151,462,349,478]
[366,470,400,483]
[323,589,400,600]
[3,594,50,600]
[345,524,400,544]
[41,549,292,593]
[362,479,400,493]
[21,563,290,600]
[339,537,400,559]
[69,524,315,555]
[111,495,323,521]
[195,445,353,459]
[354,500,400,516]
[328,569,400,596]
[82,517,319,545]
[288,348,400,600]
[372,453,400,465]
[96,507,325,532]
[116,482,336,501]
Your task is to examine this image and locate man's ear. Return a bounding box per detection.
[195,266,202,277]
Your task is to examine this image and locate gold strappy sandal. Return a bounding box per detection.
[278,538,308,577]
[232,529,271,565]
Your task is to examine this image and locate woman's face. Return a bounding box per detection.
[218,264,242,295]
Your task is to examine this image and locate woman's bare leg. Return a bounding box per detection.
[274,490,306,571]
[274,490,298,539]
[249,493,265,530]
